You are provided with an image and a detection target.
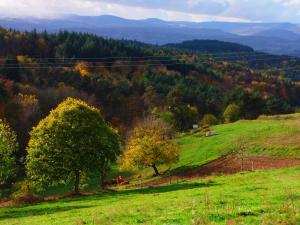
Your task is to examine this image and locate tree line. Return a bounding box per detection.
[1,98,179,198]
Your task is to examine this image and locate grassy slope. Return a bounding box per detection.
[1,114,300,224]
[174,114,300,174]
[34,114,300,195]
[1,167,299,225]
[54,114,300,187]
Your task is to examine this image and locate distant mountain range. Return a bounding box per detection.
[1,15,300,56]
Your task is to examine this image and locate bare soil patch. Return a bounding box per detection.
[138,155,300,187]
[264,133,300,147]
[0,201,13,208]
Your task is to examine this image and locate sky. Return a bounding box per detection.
[0,0,300,23]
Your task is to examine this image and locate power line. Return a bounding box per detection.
[1,54,298,65]
[0,53,300,73]
[0,53,255,60]
[0,59,180,66]
[0,51,295,61]
[0,50,298,67]
[206,54,300,61]
[1,54,299,66]
[0,62,195,69]
[0,55,179,61]
[2,64,300,75]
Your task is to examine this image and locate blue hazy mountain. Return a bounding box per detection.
[1,15,300,56]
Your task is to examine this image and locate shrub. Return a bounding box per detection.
[201,114,218,126]
[223,104,240,123]
[171,105,199,131]
[265,96,292,115]
[11,180,41,204]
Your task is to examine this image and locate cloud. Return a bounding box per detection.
[0,0,246,22]
[221,0,300,22]
[0,0,300,22]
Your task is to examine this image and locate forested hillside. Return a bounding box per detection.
[0,28,300,162]
[164,40,254,53]
[164,39,300,81]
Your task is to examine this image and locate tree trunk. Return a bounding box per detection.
[152,164,160,176]
[99,171,106,190]
[74,171,80,195]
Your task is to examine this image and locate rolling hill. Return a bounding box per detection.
[1,114,300,224]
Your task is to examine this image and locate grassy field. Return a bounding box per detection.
[1,114,300,224]
[173,114,300,174]
[1,167,299,225]
[45,114,300,193]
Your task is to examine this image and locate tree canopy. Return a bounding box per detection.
[120,117,179,175]
[0,119,18,185]
[26,98,120,193]
[224,104,241,123]
[201,114,218,126]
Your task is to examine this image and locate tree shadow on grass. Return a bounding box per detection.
[0,205,92,220]
[61,181,221,203]
[119,181,220,195]
[0,182,221,220]
[167,165,199,176]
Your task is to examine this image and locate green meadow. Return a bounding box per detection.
[1,114,300,225]
[1,168,299,225]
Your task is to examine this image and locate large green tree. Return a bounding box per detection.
[26,98,120,194]
[0,119,18,185]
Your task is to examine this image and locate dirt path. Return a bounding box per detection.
[138,155,300,187]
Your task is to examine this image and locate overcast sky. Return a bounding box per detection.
[1,0,300,23]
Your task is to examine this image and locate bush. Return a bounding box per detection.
[265,96,292,115]
[171,105,199,131]
[224,104,240,123]
[201,114,218,126]
[11,181,41,204]
[152,108,175,126]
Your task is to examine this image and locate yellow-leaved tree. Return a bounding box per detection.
[120,116,179,176]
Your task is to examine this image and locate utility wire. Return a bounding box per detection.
[0,62,195,69]
[0,51,295,61]
[1,54,299,67]
[0,59,180,66]
[0,53,298,64]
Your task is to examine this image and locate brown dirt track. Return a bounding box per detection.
[138,155,300,187]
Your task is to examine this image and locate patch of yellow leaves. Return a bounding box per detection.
[75,63,90,77]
